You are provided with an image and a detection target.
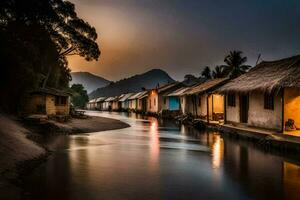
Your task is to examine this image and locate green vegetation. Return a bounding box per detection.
[200,50,251,80]
[70,84,89,109]
[0,0,100,113]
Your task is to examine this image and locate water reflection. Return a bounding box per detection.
[149,119,159,167]
[24,111,300,200]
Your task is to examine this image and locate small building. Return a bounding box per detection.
[181,78,228,123]
[137,91,148,112]
[112,95,123,111]
[118,93,134,110]
[165,87,191,111]
[26,88,71,116]
[147,82,182,114]
[103,97,115,111]
[87,99,97,110]
[128,92,144,111]
[95,97,107,110]
[218,55,300,135]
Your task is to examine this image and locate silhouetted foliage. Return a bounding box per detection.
[222,50,251,78]
[212,66,226,78]
[0,0,100,113]
[70,84,89,108]
[201,66,212,79]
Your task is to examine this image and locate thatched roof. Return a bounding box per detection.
[218,55,300,93]
[157,82,180,94]
[182,78,228,95]
[30,88,71,97]
[118,93,134,102]
[96,97,107,102]
[166,87,190,97]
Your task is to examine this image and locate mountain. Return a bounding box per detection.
[70,72,111,93]
[89,69,175,98]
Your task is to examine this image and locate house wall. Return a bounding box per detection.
[26,95,46,114]
[248,92,282,130]
[226,92,282,130]
[45,95,70,115]
[180,96,186,114]
[226,94,240,123]
[112,101,119,110]
[284,88,300,129]
[168,96,180,111]
[148,90,158,113]
[199,94,208,117]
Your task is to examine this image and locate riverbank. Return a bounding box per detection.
[26,115,130,135]
[0,114,130,199]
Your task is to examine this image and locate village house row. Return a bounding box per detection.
[86,55,300,136]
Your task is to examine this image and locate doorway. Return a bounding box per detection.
[239,94,249,123]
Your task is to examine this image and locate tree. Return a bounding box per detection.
[212,66,226,79]
[70,84,89,108]
[201,66,212,79]
[222,50,251,78]
[0,0,100,113]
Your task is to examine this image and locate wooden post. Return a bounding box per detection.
[211,94,214,121]
[281,88,285,133]
[224,94,227,124]
[206,94,209,124]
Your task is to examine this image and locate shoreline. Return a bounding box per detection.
[0,114,130,199]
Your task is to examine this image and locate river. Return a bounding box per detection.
[23,111,300,200]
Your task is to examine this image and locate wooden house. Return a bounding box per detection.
[112,95,123,111]
[26,88,71,116]
[103,97,115,111]
[147,82,182,114]
[137,91,148,112]
[218,55,300,135]
[128,92,144,111]
[95,97,107,110]
[180,78,228,123]
[165,87,190,112]
[119,93,134,110]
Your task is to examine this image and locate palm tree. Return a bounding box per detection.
[212,66,226,78]
[201,66,212,79]
[222,50,251,78]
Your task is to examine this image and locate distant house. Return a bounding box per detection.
[26,88,71,116]
[112,95,123,111]
[87,99,97,110]
[147,82,182,114]
[128,92,144,111]
[118,93,134,110]
[137,91,148,112]
[165,87,191,111]
[181,78,229,123]
[103,97,115,111]
[95,97,107,110]
[218,55,300,134]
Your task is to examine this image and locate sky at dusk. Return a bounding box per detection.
[68,0,300,81]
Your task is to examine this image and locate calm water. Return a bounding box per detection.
[23,111,300,200]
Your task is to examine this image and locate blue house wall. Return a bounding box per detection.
[169,96,180,111]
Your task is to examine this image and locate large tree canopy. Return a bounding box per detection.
[0,0,100,113]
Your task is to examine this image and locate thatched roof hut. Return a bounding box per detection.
[218,55,300,93]
[183,78,228,95]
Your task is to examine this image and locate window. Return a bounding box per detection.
[164,97,166,104]
[55,96,67,106]
[198,96,201,107]
[181,98,183,103]
[228,94,236,107]
[154,98,156,106]
[264,93,274,110]
[149,99,151,109]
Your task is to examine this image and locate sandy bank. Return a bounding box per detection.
[0,115,46,199]
[30,116,130,134]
